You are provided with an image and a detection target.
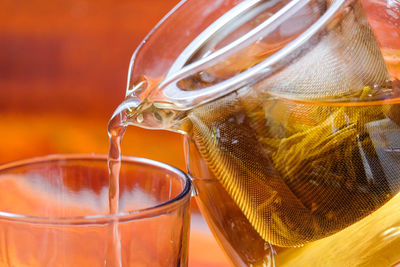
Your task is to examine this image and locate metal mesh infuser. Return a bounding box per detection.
[183,0,397,247]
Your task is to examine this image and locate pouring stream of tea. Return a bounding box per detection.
[106,117,127,267]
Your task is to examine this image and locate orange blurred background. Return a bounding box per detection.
[1,0,399,266]
[0,0,230,266]
[0,0,187,167]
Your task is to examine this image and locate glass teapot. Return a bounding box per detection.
[110,0,400,265]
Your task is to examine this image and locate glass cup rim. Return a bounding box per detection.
[0,153,192,225]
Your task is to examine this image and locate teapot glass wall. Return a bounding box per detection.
[112,0,400,265]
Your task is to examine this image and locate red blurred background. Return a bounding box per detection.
[0,0,230,266]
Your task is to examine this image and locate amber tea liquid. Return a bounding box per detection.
[107,121,127,266]
[109,75,400,266]
[185,91,400,266]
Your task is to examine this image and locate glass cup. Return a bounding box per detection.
[0,154,191,267]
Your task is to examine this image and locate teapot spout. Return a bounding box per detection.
[109,93,190,134]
